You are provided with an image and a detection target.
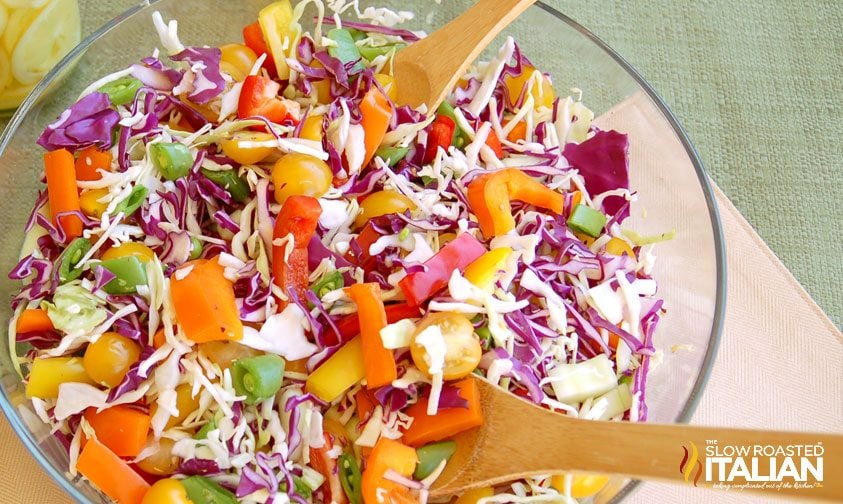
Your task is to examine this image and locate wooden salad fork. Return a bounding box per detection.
[429,377,843,501]
[392,0,538,111]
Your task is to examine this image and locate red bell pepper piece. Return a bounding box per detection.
[398,233,486,306]
[238,75,298,124]
[272,196,322,307]
[485,131,504,158]
[242,21,277,76]
[345,222,380,272]
[327,303,422,345]
[423,115,456,164]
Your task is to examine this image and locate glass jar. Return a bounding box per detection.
[0,0,81,113]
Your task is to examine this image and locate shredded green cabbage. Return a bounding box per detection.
[42,283,107,335]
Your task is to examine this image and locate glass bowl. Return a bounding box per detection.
[0,1,726,502]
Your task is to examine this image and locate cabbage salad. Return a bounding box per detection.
[7,1,663,503]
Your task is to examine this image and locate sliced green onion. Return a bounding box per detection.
[201,168,250,203]
[327,28,364,72]
[98,77,142,106]
[57,238,91,284]
[189,236,204,260]
[414,440,457,479]
[100,256,148,294]
[194,418,217,440]
[231,354,285,404]
[181,475,237,504]
[280,476,314,499]
[339,452,363,504]
[567,204,607,238]
[113,185,149,216]
[150,142,193,180]
[358,43,405,61]
[311,270,344,298]
[374,145,410,167]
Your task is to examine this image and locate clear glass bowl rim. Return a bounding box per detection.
[0,1,727,502]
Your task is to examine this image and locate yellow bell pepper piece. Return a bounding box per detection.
[463,247,513,291]
[503,66,555,110]
[605,237,636,259]
[25,356,96,399]
[258,0,297,81]
[299,114,323,142]
[305,336,365,402]
[79,188,110,218]
[551,473,611,499]
[374,73,398,102]
[454,486,495,504]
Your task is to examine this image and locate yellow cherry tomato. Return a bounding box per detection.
[504,66,555,110]
[463,247,512,291]
[410,312,481,380]
[353,190,416,229]
[199,340,261,370]
[299,114,323,142]
[137,437,181,476]
[141,477,191,504]
[272,153,333,204]
[25,356,96,399]
[605,237,636,259]
[220,131,276,165]
[374,73,397,102]
[101,242,156,263]
[83,332,142,388]
[79,188,110,218]
[454,486,494,504]
[551,473,611,499]
[219,43,258,81]
[150,383,202,430]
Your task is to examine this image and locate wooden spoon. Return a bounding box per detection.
[430,377,843,501]
[393,0,537,111]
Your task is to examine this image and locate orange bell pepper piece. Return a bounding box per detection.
[484,132,504,158]
[347,283,397,389]
[75,147,113,181]
[83,405,151,457]
[467,168,564,238]
[360,86,393,167]
[171,258,243,343]
[402,377,483,447]
[362,438,419,504]
[76,437,150,504]
[15,309,54,334]
[44,149,83,240]
[505,120,527,143]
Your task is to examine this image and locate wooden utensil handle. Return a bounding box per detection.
[394,0,536,109]
[513,413,842,501]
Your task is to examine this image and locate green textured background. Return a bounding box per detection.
[1,0,840,327]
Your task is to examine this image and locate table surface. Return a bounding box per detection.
[2,0,838,326]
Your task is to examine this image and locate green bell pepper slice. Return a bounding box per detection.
[358,43,405,61]
[113,185,149,217]
[200,168,250,203]
[100,255,148,294]
[57,238,92,284]
[98,77,143,106]
[436,101,469,147]
[327,28,364,73]
[231,354,286,404]
[339,452,362,504]
[374,145,410,167]
[567,204,607,238]
[311,270,344,298]
[181,475,237,504]
[194,418,217,440]
[414,440,457,480]
[150,142,193,180]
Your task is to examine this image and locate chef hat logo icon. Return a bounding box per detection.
[680,441,703,486]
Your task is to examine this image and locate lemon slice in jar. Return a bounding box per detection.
[3,6,41,54]
[2,0,51,8]
[11,0,80,86]
[0,6,8,36]
[0,49,12,94]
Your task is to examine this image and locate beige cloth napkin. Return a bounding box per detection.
[0,93,840,503]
